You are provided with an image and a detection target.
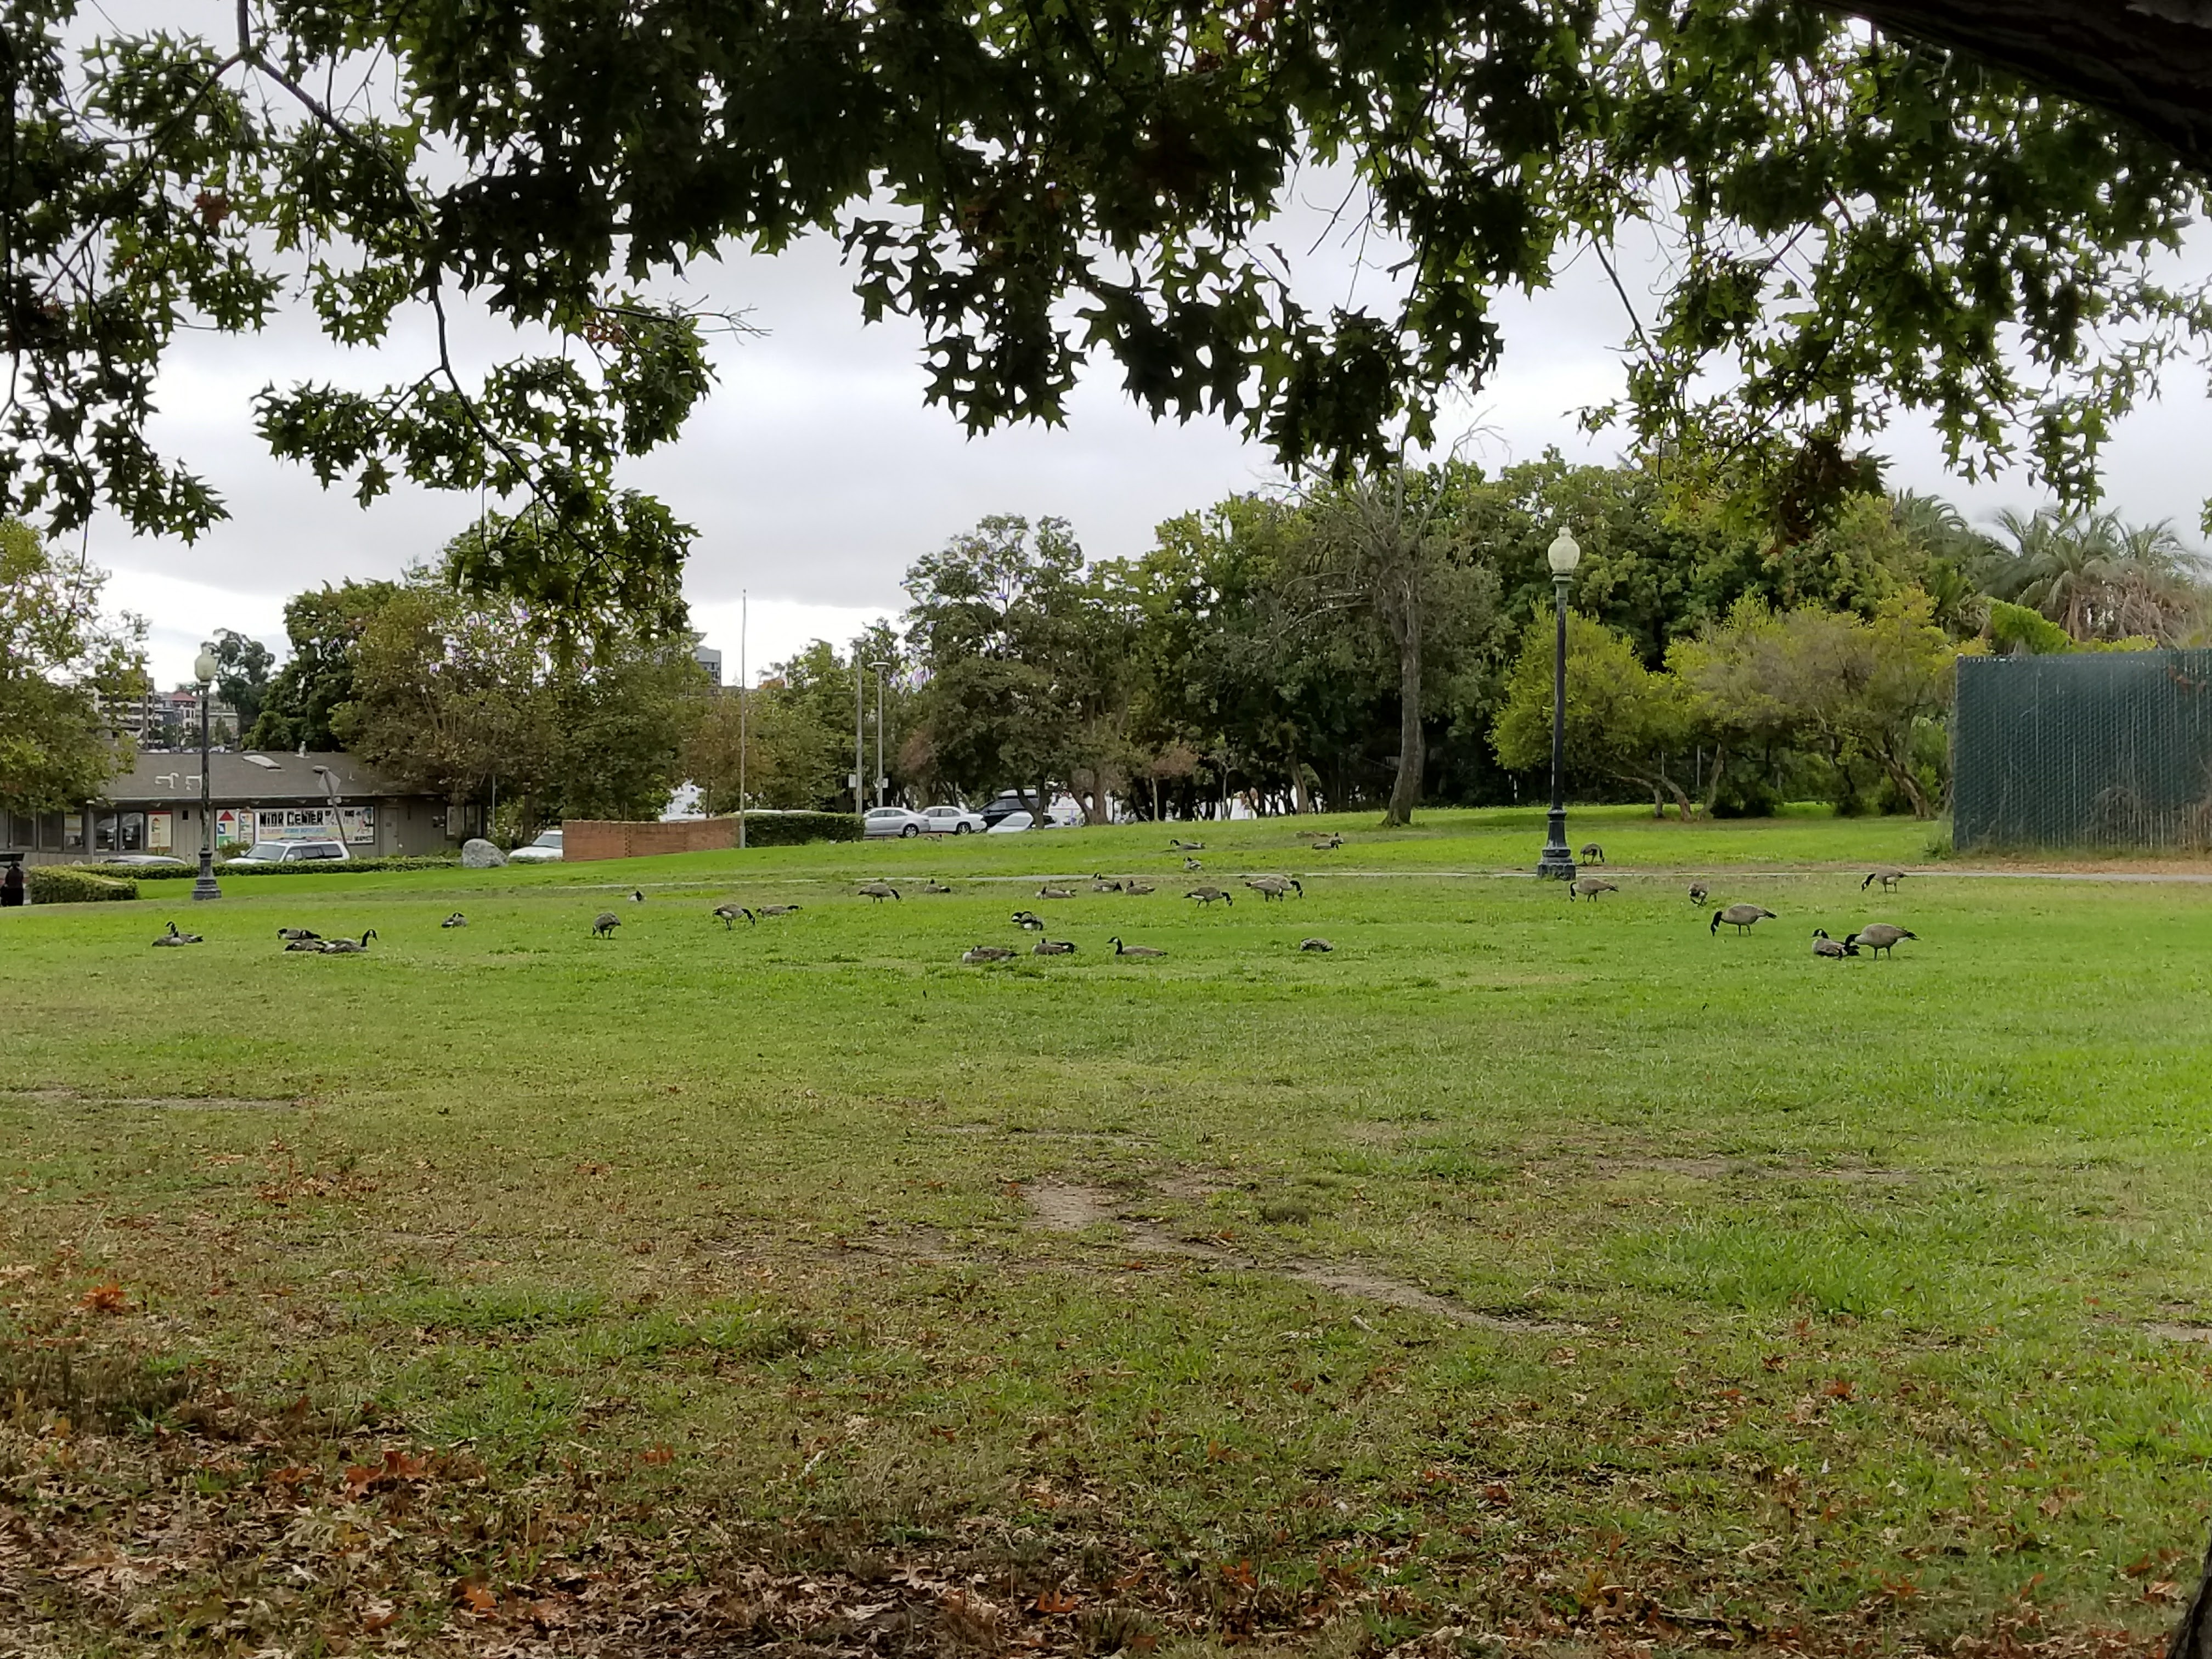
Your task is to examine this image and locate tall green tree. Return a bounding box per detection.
[1492,612,1702,819]
[210,629,275,732]
[0,521,146,817]
[247,580,402,752]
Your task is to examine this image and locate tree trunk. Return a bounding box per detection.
[1844,1,2212,179]
[2169,1526,2212,1659]
[1384,578,1422,828]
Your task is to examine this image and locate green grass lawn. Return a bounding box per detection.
[4,805,2209,1657]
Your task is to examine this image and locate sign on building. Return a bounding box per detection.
[255,807,376,845]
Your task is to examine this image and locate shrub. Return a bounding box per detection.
[29,866,138,903]
[76,861,195,880]
[738,811,862,847]
[220,855,461,876]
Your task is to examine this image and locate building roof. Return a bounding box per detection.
[100,751,425,805]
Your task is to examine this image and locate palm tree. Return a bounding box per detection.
[1985,509,2207,645]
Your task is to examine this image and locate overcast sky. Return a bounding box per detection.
[85,57,2212,690]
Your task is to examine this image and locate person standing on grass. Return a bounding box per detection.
[1,861,23,907]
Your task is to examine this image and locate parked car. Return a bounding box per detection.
[509,828,564,862]
[227,838,349,866]
[985,811,1039,834]
[921,805,985,835]
[979,792,1031,828]
[863,806,930,838]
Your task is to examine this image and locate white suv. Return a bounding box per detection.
[229,839,350,866]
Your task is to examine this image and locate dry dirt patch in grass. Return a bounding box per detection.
[4,1086,298,1112]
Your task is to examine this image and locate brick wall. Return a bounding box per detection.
[562,817,740,862]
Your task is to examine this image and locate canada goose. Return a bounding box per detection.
[1861,866,1907,893]
[1686,883,1708,905]
[961,945,1015,964]
[276,927,319,942]
[282,936,327,952]
[1812,928,1859,959]
[1308,832,1345,850]
[320,929,377,954]
[441,912,467,928]
[1091,876,1123,892]
[1108,936,1166,957]
[1567,877,1617,901]
[152,921,201,946]
[755,904,802,917]
[918,879,952,894]
[1244,874,1303,900]
[1183,856,1204,871]
[1037,884,1075,899]
[1185,887,1233,906]
[1169,838,1206,851]
[1579,843,1605,864]
[1122,881,1156,895]
[1710,904,1776,936]
[591,912,621,938]
[629,888,646,903]
[1011,910,1046,930]
[712,903,755,930]
[1298,937,1334,952]
[1844,923,1917,959]
[1032,938,1077,956]
[857,882,900,902]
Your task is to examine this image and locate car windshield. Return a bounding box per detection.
[533,831,562,846]
[239,844,285,860]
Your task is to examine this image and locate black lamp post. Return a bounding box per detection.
[191,645,222,901]
[1536,527,1581,880]
[867,660,891,808]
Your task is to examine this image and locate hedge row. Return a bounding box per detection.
[29,867,138,904]
[70,855,460,882]
[738,811,862,847]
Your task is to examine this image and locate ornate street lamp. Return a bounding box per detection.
[1536,527,1581,879]
[191,645,222,901]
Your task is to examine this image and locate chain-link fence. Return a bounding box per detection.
[1954,651,2212,851]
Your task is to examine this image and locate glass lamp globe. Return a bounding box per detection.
[194,647,218,684]
[1547,527,1582,575]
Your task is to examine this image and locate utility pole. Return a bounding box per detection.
[737,591,747,849]
[868,662,891,809]
[853,650,864,814]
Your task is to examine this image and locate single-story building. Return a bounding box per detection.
[1,751,460,865]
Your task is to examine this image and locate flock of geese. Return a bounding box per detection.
[144,834,1920,968]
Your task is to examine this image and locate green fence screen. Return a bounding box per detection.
[1954,650,2212,851]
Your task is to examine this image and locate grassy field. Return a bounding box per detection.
[4,804,2210,1658]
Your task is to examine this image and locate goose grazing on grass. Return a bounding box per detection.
[1183,856,1204,871]
[441,912,467,928]
[1298,937,1334,952]
[276,927,319,943]
[1307,832,1345,850]
[1011,910,1046,930]
[754,904,802,917]
[918,879,952,894]
[1037,884,1075,900]
[1567,877,1618,901]
[1108,936,1165,957]
[320,929,377,954]
[1578,843,1605,864]
[1122,881,1156,895]
[1711,904,1776,936]
[1031,937,1077,956]
[1844,923,1917,959]
[712,903,755,930]
[1185,887,1233,906]
[962,945,1015,964]
[1686,883,1708,906]
[629,888,646,903]
[591,912,621,938]
[283,936,328,952]
[152,922,201,946]
[1861,866,1907,893]
[1091,875,1124,892]
[857,882,900,902]
[1169,838,1206,851]
[1812,929,1858,960]
[1244,874,1302,901]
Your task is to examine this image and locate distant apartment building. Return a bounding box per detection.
[102,686,241,749]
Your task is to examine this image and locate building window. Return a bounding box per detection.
[59,812,83,852]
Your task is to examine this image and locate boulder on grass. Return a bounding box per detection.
[461,838,507,869]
